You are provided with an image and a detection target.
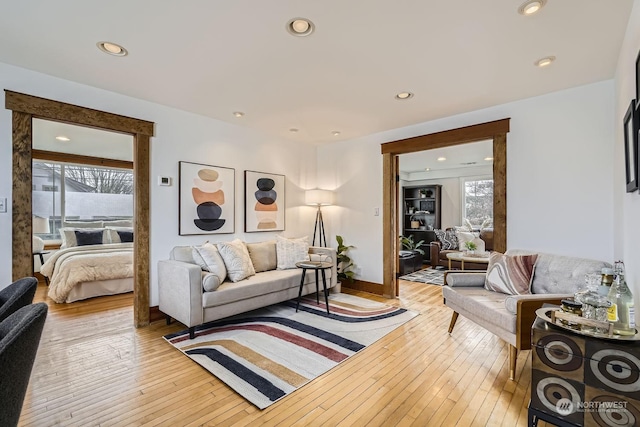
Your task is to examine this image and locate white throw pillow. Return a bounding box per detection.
[106,226,134,243]
[192,242,227,287]
[216,239,255,282]
[276,236,310,270]
[456,231,485,252]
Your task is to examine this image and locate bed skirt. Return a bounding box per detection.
[65,277,134,303]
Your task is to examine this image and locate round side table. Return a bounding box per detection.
[295,261,332,314]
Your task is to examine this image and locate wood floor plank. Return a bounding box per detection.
[18,280,538,426]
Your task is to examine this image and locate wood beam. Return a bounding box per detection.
[381,118,510,155]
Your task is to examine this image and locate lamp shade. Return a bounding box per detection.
[32,215,50,234]
[305,189,334,206]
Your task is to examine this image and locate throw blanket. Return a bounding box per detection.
[42,243,134,303]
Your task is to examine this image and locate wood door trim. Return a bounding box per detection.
[6,91,154,328]
[381,118,510,155]
[32,150,134,170]
[381,119,509,297]
[5,90,154,135]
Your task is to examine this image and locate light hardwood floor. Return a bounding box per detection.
[19,280,550,426]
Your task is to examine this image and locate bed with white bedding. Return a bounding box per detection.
[41,243,134,303]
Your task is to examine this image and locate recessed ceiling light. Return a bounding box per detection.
[485,156,494,161]
[289,128,299,133]
[395,92,414,100]
[55,136,70,142]
[96,41,128,57]
[233,111,245,118]
[437,157,446,162]
[425,168,431,171]
[518,0,546,15]
[331,131,341,136]
[535,56,556,67]
[286,18,315,37]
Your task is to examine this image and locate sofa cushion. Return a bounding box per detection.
[276,236,310,269]
[484,252,538,295]
[434,229,458,250]
[506,250,610,295]
[192,242,227,286]
[201,271,222,292]
[442,286,516,334]
[171,245,196,264]
[202,269,323,307]
[217,239,256,282]
[246,241,277,272]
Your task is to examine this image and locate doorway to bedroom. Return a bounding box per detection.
[32,119,135,304]
[7,90,154,327]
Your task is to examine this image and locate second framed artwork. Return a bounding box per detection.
[244,170,285,232]
[624,99,638,193]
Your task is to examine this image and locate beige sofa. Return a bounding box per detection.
[442,249,610,380]
[158,244,338,339]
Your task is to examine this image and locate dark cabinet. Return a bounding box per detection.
[402,185,441,262]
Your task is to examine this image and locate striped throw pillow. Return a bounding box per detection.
[434,229,458,250]
[484,252,538,295]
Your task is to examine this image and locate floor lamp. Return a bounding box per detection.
[305,189,333,247]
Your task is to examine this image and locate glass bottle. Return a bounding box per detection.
[598,267,615,296]
[607,261,636,336]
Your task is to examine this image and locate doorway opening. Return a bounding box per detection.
[7,90,154,327]
[381,119,510,298]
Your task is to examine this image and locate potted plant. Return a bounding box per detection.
[336,235,356,283]
[400,235,425,273]
[464,240,477,254]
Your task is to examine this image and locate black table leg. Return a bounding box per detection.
[321,268,329,314]
[296,268,307,312]
[315,269,320,304]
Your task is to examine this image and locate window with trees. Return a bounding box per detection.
[32,161,134,240]
[462,177,493,229]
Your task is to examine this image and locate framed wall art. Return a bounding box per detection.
[244,170,285,232]
[179,161,235,235]
[624,99,638,193]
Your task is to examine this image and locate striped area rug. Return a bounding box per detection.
[163,293,418,409]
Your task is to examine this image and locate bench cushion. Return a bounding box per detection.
[442,286,516,334]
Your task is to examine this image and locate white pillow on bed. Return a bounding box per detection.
[106,227,134,243]
[60,227,109,248]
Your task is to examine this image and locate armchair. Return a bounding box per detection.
[0,302,48,426]
[0,277,38,323]
[442,250,609,380]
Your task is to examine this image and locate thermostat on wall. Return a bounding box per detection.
[158,176,172,186]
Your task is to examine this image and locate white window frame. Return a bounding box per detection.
[460,175,493,227]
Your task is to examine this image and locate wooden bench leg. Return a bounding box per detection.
[509,345,517,380]
[448,312,459,333]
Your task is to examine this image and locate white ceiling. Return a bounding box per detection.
[0,1,632,145]
[399,139,493,175]
[32,119,134,162]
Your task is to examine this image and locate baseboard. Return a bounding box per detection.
[149,306,165,323]
[341,279,384,295]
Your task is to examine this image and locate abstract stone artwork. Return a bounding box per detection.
[244,170,285,232]
[179,161,235,235]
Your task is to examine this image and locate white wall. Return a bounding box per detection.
[0,62,319,304]
[400,165,493,230]
[614,0,640,318]
[319,81,615,285]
